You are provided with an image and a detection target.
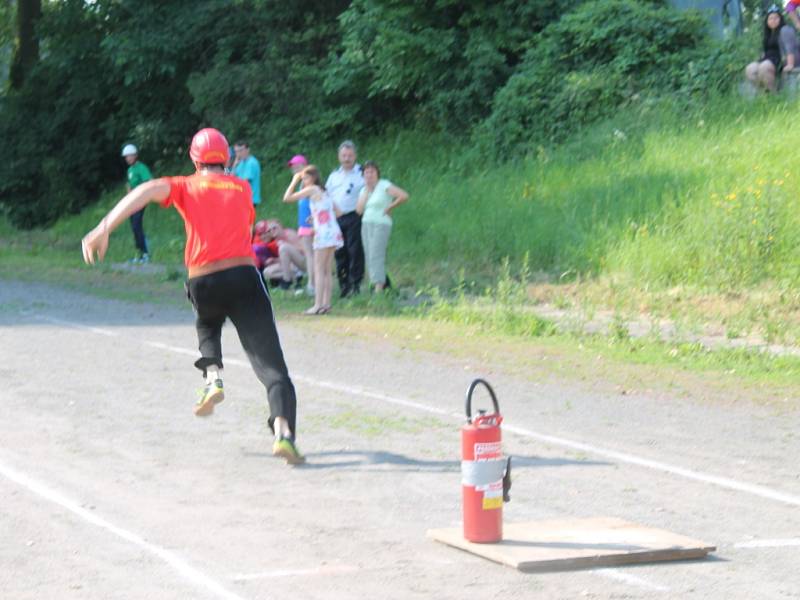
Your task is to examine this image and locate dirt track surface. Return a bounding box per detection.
[1,279,798,599]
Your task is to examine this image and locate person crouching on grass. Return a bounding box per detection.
[283,165,342,315]
[81,128,304,465]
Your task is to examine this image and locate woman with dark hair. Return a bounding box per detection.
[355,161,409,292]
[745,5,799,92]
[283,165,342,314]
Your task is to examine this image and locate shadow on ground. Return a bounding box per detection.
[242,449,610,471]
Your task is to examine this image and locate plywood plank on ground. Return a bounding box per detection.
[428,517,716,572]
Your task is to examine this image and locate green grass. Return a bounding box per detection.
[3,92,800,379]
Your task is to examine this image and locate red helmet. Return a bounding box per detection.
[189,128,230,164]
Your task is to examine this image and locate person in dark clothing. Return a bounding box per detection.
[82,128,304,465]
[745,5,799,92]
[325,140,365,297]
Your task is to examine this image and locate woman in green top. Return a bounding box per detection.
[355,161,409,292]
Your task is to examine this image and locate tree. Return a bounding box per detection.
[9,0,40,89]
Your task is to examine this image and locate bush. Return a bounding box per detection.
[481,0,746,159]
[328,0,574,132]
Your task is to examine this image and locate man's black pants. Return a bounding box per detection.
[335,210,364,294]
[186,265,297,435]
[129,207,148,255]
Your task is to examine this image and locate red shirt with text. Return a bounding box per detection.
[161,173,256,269]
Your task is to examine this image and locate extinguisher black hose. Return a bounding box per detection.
[465,378,500,423]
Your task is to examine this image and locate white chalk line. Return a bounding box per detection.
[290,381,800,507]
[501,424,800,508]
[34,314,118,337]
[593,568,670,592]
[29,318,800,592]
[231,565,360,581]
[35,312,800,509]
[231,558,456,582]
[0,460,250,600]
[734,538,800,549]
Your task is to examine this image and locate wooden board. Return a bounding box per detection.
[428,517,716,572]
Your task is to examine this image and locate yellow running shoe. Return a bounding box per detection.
[195,379,224,417]
[273,437,305,465]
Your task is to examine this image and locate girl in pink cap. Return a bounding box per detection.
[285,154,314,296]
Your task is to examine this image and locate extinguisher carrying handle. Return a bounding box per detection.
[465,378,500,423]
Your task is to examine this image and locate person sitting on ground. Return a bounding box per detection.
[355,161,409,293]
[260,220,307,290]
[785,0,800,31]
[745,5,799,93]
[252,220,279,272]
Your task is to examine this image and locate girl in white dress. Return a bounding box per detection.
[284,166,342,314]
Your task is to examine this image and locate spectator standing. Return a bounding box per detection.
[122,144,152,264]
[745,5,799,93]
[285,154,315,296]
[284,166,343,315]
[232,141,262,206]
[355,161,409,292]
[325,140,364,297]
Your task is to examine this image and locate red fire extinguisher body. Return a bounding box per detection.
[461,379,507,543]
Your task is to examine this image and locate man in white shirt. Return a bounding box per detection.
[325,140,365,297]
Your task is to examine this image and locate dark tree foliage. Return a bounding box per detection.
[0,0,746,228]
[327,0,573,131]
[186,0,353,158]
[0,0,117,227]
[481,0,749,158]
[8,0,41,89]
[0,0,355,228]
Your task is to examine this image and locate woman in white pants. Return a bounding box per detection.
[355,161,409,292]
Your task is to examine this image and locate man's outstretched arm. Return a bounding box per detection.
[81,178,171,265]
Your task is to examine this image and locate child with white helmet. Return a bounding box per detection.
[121,143,152,263]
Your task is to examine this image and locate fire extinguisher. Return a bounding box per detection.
[461,378,512,543]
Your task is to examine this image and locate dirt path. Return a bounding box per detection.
[1,280,798,599]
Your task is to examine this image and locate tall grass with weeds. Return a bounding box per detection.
[422,254,556,338]
[4,93,800,343]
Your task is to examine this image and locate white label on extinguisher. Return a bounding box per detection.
[478,480,504,510]
[474,442,502,461]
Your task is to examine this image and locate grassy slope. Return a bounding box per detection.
[2,93,800,378]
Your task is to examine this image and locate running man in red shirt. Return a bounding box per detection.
[81,128,304,465]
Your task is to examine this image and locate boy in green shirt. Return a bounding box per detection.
[122,144,152,263]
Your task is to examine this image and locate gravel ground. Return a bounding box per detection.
[1,279,798,600]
